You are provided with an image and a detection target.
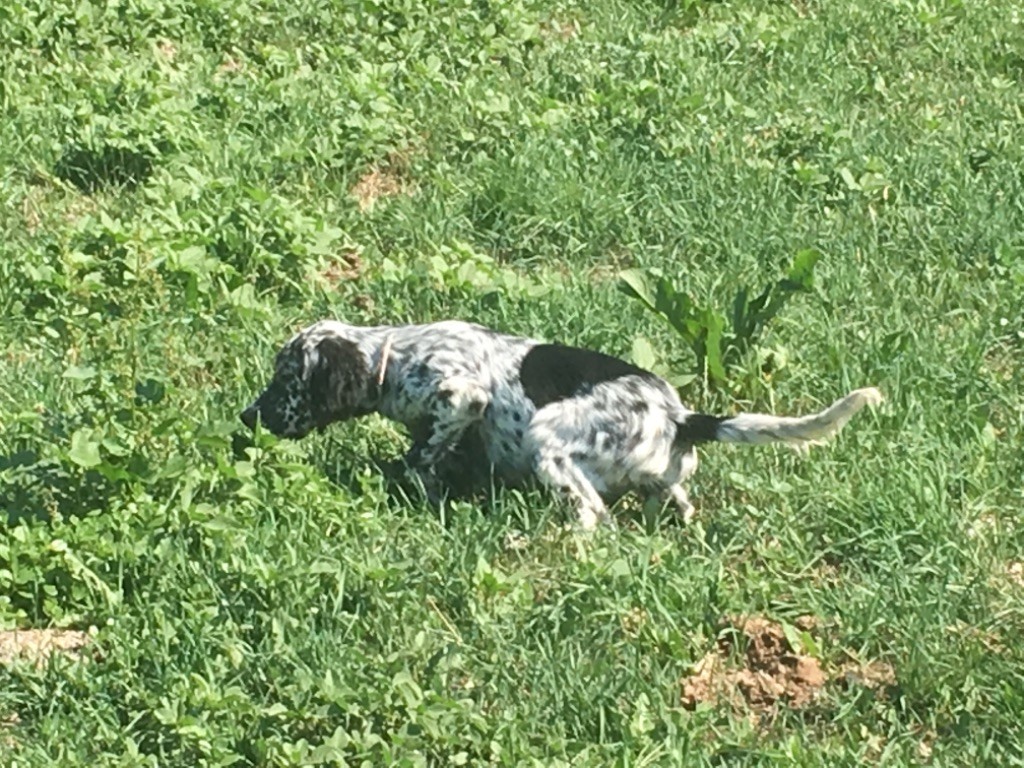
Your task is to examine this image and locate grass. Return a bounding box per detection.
[1,0,1023,764]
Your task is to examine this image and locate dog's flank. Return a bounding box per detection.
[675,388,884,448]
[242,319,881,529]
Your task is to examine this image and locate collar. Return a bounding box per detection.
[375,333,394,389]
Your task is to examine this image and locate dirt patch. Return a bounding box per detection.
[1,712,19,750]
[351,294,375,313]
[541,18,581,40]
[0,628,90,667]
[916,728,937,762]
[966,511,999,539]
[20,194,42,234]
[62,194,100,225]
[945,620,1005,654]
[218,55,245,75]
[503,529,530,552]
[837,658,897,695]
[682,615,826,712]
[156,39,178,60]
[1006,561,1024,588]
[317,249,364,287]
[350,155,415,213]
[620,606,649,638]
[977,558,1024,595]
[982,340,1018,385]
[682,615,901,715]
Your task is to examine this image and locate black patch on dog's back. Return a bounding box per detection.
[519,343,653,409]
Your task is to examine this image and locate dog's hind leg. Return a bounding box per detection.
[640,484,696,526]
[535,452,612,531]
[665,484,696,523]
[638,443,699,524]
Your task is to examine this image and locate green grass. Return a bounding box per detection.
[2,0,1023,764]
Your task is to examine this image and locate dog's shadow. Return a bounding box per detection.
[314,441,496,516]
[313,443,691,534]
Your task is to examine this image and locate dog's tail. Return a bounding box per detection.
[676,387,883,448]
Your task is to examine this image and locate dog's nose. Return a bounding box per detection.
[240,406,258,430]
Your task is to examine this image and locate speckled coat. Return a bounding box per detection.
[242,320,881,529]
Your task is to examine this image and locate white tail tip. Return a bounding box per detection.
[850,386,884,408]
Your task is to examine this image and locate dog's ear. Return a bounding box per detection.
[308,336,371,425]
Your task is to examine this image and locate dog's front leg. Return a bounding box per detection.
[405,377,490,492]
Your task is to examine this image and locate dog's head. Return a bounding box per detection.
[240,323,374,438]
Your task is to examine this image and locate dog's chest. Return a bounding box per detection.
[378,365,437,426]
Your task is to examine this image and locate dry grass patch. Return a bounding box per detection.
[541,18,581,41]
[0,629,90,667]
[317,248,364,287]
[836,657,897,695]
[350,153,417,213]
[1,712,20,750]
[1007,561,1024,588]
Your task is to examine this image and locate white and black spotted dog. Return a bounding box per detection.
[241,320,881,530]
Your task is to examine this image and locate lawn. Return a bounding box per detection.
[1,0,1023,764]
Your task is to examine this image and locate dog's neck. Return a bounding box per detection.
[347,326,403,414]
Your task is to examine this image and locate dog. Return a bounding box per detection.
[241,320,881,529]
